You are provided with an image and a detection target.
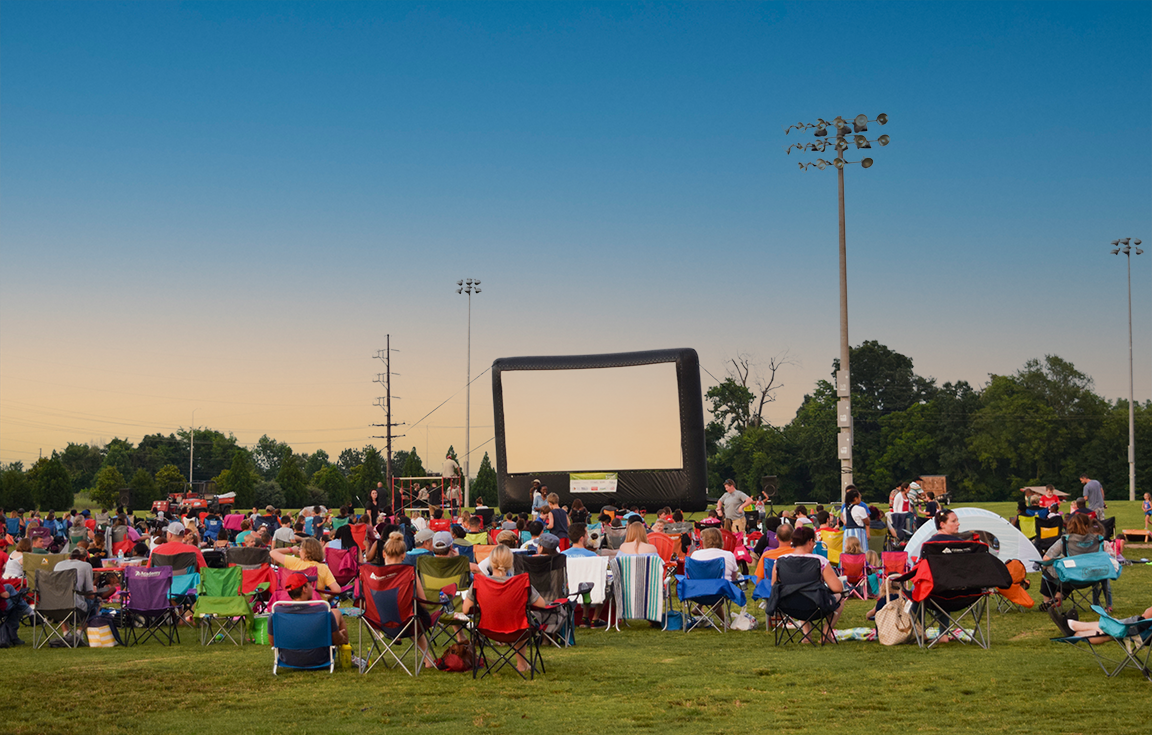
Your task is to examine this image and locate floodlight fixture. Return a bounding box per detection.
[876,113,888,125]
[854,135,871,149]
[877,134,890,146]
[833,158,845,169]
[861,158,874,168]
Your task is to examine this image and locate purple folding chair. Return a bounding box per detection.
[123,566,179,646]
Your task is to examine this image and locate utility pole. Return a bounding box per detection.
[372,335,404,495]
[189,409,196,489]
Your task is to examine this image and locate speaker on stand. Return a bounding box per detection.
[761,475,778,518]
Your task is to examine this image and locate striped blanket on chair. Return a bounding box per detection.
[610,553,665,623]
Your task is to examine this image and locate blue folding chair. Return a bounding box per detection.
[270,600,336,674]
[676,557,746,632]
[1052,605,1152,681]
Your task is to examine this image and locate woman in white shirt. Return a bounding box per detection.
[689,528,740,583]
[4,538,30,578]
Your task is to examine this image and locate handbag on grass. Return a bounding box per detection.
[875,577,913,646]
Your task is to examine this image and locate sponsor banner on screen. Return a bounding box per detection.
[569,472,618,494]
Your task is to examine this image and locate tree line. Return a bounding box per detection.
[706,342,1150,505]
[0,431,498,513]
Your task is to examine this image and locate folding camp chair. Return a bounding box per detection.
[817,530,843,565]
[415,555,470,650]
[903,539,1012,650]
[358,563,426,676]
[647,532,680,571]
[469,573,545,680]
[31,569,83,649]
[453,543,476,564]
[194,566,253,646]
[270,600,336,674]
[608,553,666,630]
[1052,605,1152,681]
[676,557,745,633]
[995,559,1034,613]
[603,526,628,550]
[1040,537,1120,615]
[151,552,201,619]
[22,553,68,601]
[513,554,588,648]
[839,553,870,600]
[764,556,840,646]
[122,567,179,646]
[325,547,360,589]
[225,547,275,612]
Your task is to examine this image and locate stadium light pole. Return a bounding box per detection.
[456,278,481,507]
[1110,238,1143,502]
[786,114,890,506]
[188,409,196,488]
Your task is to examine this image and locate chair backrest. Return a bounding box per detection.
[720,530,737,553]
[920,540,1012,592]
[453,543,476,563]
[647,532,678,564]
[464,532,488,545]
[225,547,271,570]
[881,551,908,577]
[609,554,664,620]
[204,518,223,539]
[474,508,494,528]
[271,565,321,602]
[1037,515,1065,539]
[685,556,726,580]
[415,555,471,602]
[199,566,243,597]
[5,517,19,536]
[774,555,824,588]
[201,550,227,569]
[359,563,417,634]
[324,547,359,587]
[1017,515,1038,539]
[487,528,501,544]
[152,552,199,575]
[270,600,333,663]
[512,554,567,602]
[35,568,78,614]
[839,553,867,583]
[348,523,369,551]
[23,553,68,592]
[817,530,843,564]
[472,573,530,636]
[125,566,173,612]
[604,526,628,550]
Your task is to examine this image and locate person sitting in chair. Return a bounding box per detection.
[1048,604,1152,641]
[275,571,348,658]
[462,544,549,673]
[769,525,846,640]
[617,521,658,555]
[690,528,741,583]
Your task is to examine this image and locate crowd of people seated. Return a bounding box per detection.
[0,476,1136,654]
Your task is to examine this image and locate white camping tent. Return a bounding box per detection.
[905,507,1044,570]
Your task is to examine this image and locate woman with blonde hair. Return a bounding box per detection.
[618,520,658,555]
[270,537,342,594]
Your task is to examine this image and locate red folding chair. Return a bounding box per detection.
[882,551,909,578]
[469,574,544,680]
[358,563,425,676]
[839,553,870,600]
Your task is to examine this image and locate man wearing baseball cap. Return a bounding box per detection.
[409,528,435,557]
[148,521,207,569]
[431,531,455,557]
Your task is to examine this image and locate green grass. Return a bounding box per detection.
[9,503,1152,735]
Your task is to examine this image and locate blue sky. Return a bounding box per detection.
[2,2,1149,469]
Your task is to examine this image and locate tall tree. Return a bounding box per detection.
[275,449,308,509]
[312,465,350,508]
[215,449,258,508]
[337,447,363,475]
[154,464,187,503]
[472,451,497,502]
[303,449,330,478]
[33,455,73,511]
[0,461,33,510]
[92,466,126,509]
[401,448,425,478]
[253,435,291,480]
[128,468,157,509]
[58,443,104,494]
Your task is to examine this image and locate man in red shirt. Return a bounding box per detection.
[149,521,207,569]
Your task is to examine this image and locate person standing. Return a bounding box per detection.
[441,454,461,512]
[545,493,569,538]
[717,479,752,534]
[840,486,870,553]
[1079,473,1106,520]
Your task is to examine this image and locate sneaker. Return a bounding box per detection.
[1048,606,1074,637]
[589,620,608,629]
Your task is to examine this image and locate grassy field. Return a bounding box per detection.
[8,502,1151,735]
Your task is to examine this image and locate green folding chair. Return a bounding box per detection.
[194,566,253,646]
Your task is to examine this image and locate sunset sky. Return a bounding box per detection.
[2,2,1149,475]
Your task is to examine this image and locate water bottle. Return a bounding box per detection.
[118,548,125,566]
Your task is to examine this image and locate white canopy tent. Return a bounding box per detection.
[905,507,1044,570]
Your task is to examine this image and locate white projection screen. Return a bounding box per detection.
[500,363,684,474]
[491,348,709,512]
